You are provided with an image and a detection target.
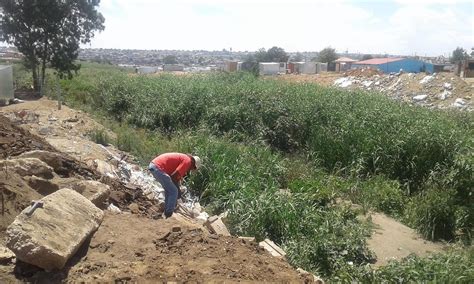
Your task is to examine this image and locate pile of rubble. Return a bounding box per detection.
[343,67,383,77]
[334,71,472,111]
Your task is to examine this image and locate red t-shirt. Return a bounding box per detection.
[152,153,193,181]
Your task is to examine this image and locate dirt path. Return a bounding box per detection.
[367,212,446,266]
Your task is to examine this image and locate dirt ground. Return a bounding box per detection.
[1,213,308,283]
[367,212,445,266]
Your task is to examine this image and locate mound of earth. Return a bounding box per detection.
[0,115,56,158]
[3,213,309,283]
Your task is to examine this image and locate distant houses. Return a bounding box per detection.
[353,58,434,74]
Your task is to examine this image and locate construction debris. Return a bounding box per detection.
[0,245,15,264]
[204,216,231,236]
[18,150,69,174]
[259,238,286,259]
[0,158,54,179]
[332,71,472,111]
[71,180,111,207]
[6,188,104,271]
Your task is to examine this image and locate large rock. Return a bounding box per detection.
[5,188,104,271]
[23,176,60,195]
[18,150,65,173]
[0,158,54,179]
[71,180,110,207]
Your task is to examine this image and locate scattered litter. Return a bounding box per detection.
[453,98,466,108]
[10,98,25,104]
[107,203,121,213]
[419,75,434,84]
[443,82,452,90]
[439,90,451,100]
[329,72,472,111]
[361,80,373,87]
[334,77,353,88]
[413,95,428,102]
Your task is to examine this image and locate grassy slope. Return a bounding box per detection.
[38,63,474,281]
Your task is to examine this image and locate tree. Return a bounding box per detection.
[0,0,104,91]
[266,46,288,62]
[253,46,288,62]
[292,52,304,62]
[163,55,178,64]
[318,47,337,63]
[362,54,373,60]
[451,47,468,63]
[254,48,268,62]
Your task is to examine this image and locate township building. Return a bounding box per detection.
[353,58,434,74]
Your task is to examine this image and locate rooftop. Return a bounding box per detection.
[355,58,405,65]
[335,57,358,63]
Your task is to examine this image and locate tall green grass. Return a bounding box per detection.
[51,64,473,280]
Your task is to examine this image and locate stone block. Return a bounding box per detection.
[18,150,65,173]
[258,238,286,259]
[71,180,110,207]
[6,188,104,271]
[23,176,60,195]
[204,216,231,236]
[0,158,54,179]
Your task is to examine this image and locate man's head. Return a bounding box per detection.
[192,155,202,170]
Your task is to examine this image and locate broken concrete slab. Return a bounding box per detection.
[238,236,256,243]
[86,159,116,177]
[71,180,110,207]
[0,245,15,264]
[6,188,104,271]
[204,216,231,236]
[23,176,60,195]
[258,239,286,259]
[0,158,54,179]
[18,150,66,173]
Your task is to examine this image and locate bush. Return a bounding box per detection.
[348,176,406,217]
[88,128,110,146]
[332,248,474,283]
[404,187,457,241]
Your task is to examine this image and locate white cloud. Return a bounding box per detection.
[86,0,474,56]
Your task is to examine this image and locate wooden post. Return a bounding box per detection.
[56,77,61,110]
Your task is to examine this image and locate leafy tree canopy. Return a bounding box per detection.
[254,46,288,62]
[163,55,178,64]
[451,47,468,63]
[318,47,338,63]
[292,52,304,62]
[362,54,373,60]
[0,0,105,90]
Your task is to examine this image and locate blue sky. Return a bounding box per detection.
[86,0,474,56]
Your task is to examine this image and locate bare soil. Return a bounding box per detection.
[367,212,446,266]
[2,213,309,283]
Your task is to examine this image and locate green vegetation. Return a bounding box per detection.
[87,128,110,146]
[44,63,473,281]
